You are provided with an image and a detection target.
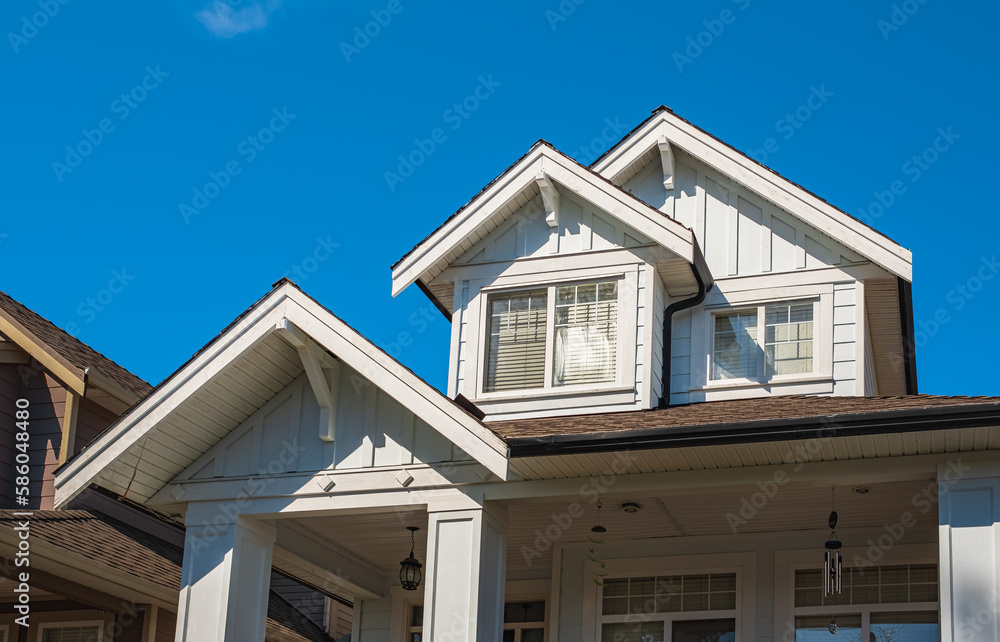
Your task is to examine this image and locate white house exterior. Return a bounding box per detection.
[53,107,1000,642]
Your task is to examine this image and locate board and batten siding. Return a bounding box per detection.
[620,150,864,278]
[181,367,469,482]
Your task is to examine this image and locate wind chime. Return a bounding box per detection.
[823,486,843,597]
[823,487,843,635]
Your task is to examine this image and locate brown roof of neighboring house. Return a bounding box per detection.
[0,290,153,398]
[491,395,1000,453]
[0,510,332,642]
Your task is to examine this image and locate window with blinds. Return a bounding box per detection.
[484,289,548,392]
[711,300,816,382]
[41,626,103,642]
[553,281,618,387]
[712,310,758,380]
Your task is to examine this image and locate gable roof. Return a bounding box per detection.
[53,279,509,508]
[491,394,1000,456]
[590,106,913,281]
[0,510,334,642]
[391,140,711,301]
[0,290,152,403]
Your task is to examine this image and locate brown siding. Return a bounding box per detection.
[25,371,67,510]
[0,362,23,507]
[75,396,118,453]
[114,607,147,642]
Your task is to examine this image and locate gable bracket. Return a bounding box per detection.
[657,135,675,191]
[276,318,340,443]
[535,170,560,228]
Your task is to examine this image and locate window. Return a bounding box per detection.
[483,281,619,393]
[553,282,617,387]
[792,564,938,642]
[711,300,814,381]
[38,624,103,642]
[600,573,737,642]
[406,601,547,641]
[485,289,548,392]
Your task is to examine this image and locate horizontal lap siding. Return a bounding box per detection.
[833,282,858,396]
[669,308,693,405]
[650,274,667,404]
[635,267,645,403]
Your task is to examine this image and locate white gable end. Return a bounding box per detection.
[620,148,865,279]
[456,190,654,266]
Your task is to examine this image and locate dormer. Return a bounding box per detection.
[392,108,917,420]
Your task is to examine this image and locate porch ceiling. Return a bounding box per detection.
[281,479,936,577]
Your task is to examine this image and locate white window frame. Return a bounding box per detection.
[583,552,755,642]
[471,270,638,401]
[774,544,939,642]
[691,284,835,396]
[399,599,548,641]
[708,298,819,385]
[36,620,105,642]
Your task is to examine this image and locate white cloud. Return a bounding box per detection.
[196,0,281,38]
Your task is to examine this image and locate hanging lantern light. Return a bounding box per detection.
[591,500,607,533]
[399,526,423,591]
[823,487,842,597]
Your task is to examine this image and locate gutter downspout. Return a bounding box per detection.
[659,247,713,408]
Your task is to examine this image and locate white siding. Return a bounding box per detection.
[179,370,469,481]
[833,282,858,396]
[455,192,652,266]
[357,597,391,642]
[650,273,667,403]
[634,266,646,403]
[669,307,693,405]
[620,150,864,278]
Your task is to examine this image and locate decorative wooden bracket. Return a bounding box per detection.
[535,170,560,228]
[657,135,675,191]
[276,319,340,443]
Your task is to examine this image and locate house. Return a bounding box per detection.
[0,292,349,641]
[44,106,1000,642]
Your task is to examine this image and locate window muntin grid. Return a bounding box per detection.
[602,573,737,615]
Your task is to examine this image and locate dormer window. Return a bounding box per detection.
[711,301,815,381]
[483,280,620,393]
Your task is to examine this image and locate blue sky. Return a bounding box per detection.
[2,0,997,395]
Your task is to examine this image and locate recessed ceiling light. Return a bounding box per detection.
[622,502,641,513]
[852,486,872,495]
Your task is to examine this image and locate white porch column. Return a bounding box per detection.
[422,502,508,641]
[175,510,276,642]
[938,461,1000,642]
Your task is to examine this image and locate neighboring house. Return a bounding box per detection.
[0,292,347,641]
[38,106,1000,642]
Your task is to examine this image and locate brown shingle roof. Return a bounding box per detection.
[0,290,152,398]
[491,394,1000,443]
[0,510,331,642]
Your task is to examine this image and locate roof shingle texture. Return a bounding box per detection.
[0,510,331,642]
[489,394,1000,440]
[0,290,153,398]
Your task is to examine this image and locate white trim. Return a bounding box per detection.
[54,284,510,507]
[591,111,912,281]
[36,620,105,642]
[773,544,938,641]
[391,144,697,298]
[582,552,755,642]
